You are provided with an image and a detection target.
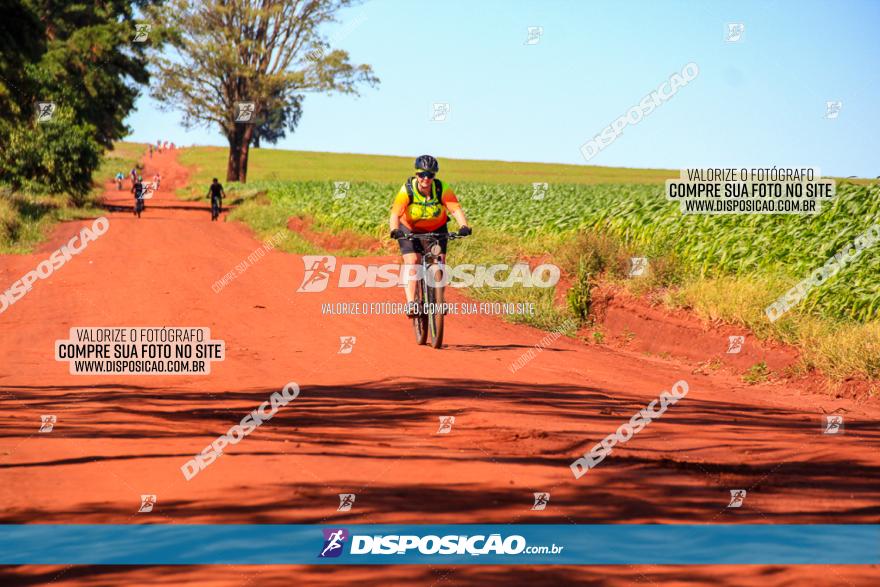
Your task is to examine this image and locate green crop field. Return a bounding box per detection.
[231,177,880,322]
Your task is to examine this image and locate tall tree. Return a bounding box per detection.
[0,0,155,199]
[252,90,303,148]
[0,0,45,126]
[150,0,378,183]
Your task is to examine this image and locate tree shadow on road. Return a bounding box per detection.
[2,378,878,525]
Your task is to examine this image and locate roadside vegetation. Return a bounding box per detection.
[0,143,144,253]
[0,1,154,251]
[177,147,879,383]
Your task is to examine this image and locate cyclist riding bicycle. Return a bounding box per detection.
[207,178,226,220]
[153,173,161,191]
[389,155,471,317]
[115,172,124,190]
[132,175,145,215]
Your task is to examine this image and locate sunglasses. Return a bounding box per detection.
[416,171,435,179]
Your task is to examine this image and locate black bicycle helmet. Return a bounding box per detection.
[414,154,439,173]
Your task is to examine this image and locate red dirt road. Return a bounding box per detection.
[1,149,878,585]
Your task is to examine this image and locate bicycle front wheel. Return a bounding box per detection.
[412,284,428,345]
[426,264,444,349]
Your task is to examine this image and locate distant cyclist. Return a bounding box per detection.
[131,175,146,216]
[115,172,124,190]
[207,178,226,221]
[389,155,471,317]
[129,167,137,187]
[153,173,161,191]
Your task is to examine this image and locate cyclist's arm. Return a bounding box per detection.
[389,188,408,231]
[389,208,401,231]
[442,189,469,228]
[450,207,468,228]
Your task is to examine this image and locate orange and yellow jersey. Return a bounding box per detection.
[390,178,461,233]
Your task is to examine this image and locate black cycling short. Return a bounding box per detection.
[397,226,449,256]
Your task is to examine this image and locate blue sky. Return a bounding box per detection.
[125,0,880,177]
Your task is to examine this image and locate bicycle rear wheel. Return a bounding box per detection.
[426,264,444,349]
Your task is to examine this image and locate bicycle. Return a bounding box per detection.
[401,231,468,349]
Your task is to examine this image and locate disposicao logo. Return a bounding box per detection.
[295,257,559,292]
[319,528,349,558]
[298,256,337,292]
[318,530,536,557]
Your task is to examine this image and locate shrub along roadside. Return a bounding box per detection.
[664,275,880,381]
[559,229,879,381]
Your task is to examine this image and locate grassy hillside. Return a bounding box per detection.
[178,146,678,188]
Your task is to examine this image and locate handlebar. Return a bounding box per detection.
[398,232,468,241]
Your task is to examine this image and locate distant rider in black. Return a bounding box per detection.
[207,178,226,220]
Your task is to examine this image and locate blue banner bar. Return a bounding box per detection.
[0,525,876,565]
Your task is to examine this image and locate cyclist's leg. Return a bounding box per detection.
[397,230,429,316]
[397,231,420,303]
[401,252,419,304]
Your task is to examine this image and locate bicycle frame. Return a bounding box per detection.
[419,241,443,340]
[403,231,466,348]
